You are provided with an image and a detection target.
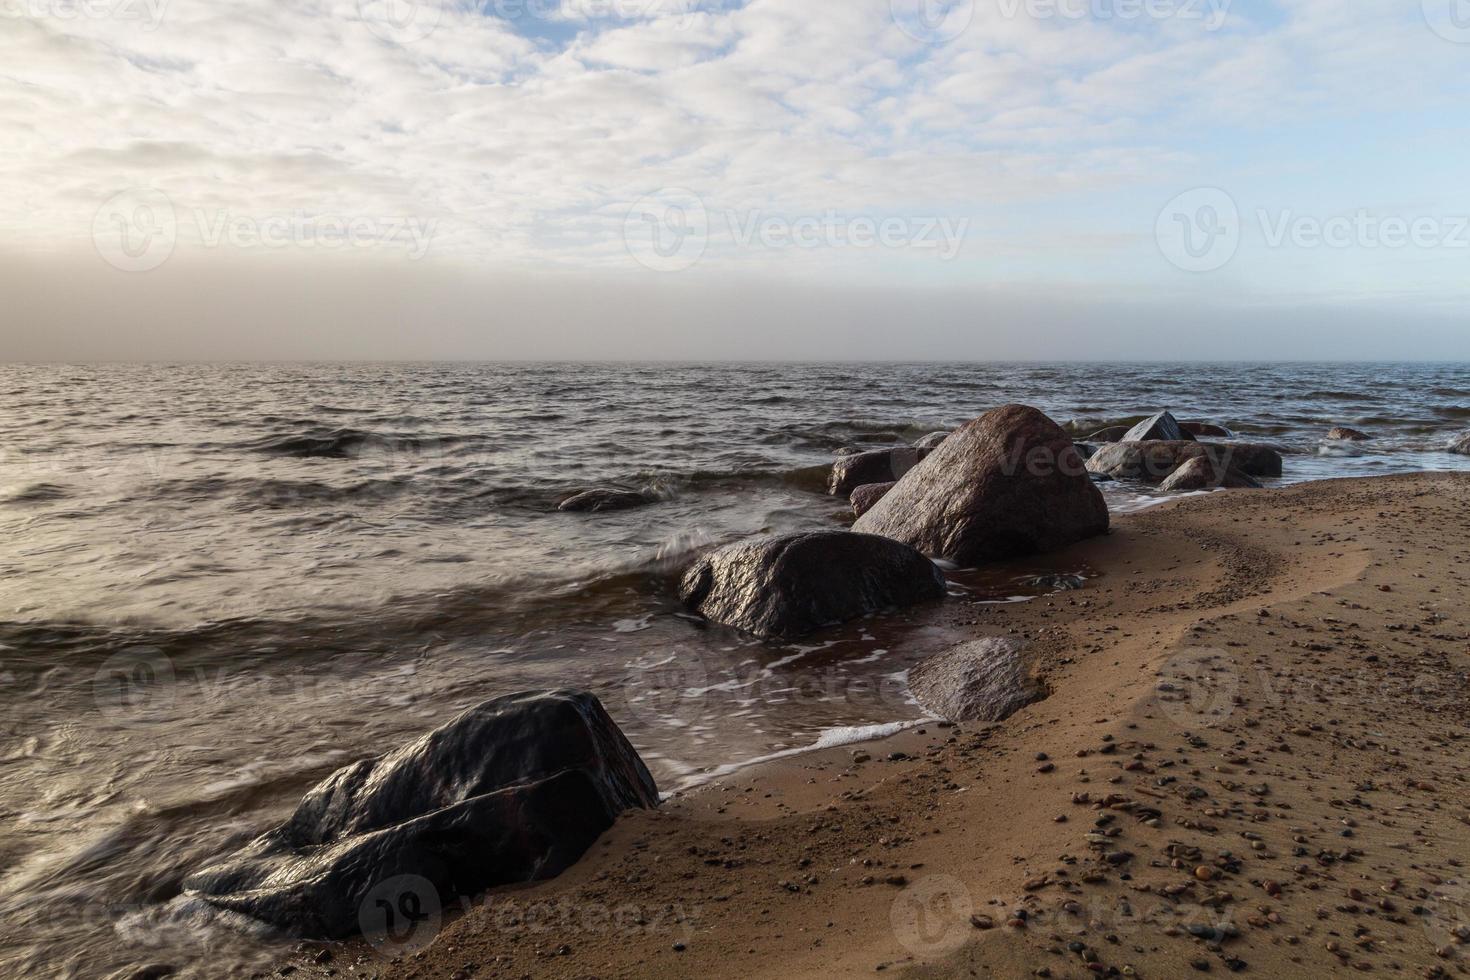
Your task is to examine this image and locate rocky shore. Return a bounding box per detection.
[265,469,1470,980]
[228,401,1470,980]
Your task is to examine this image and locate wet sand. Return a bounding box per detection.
[288,473,1470,979]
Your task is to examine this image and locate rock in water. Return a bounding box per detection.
[1452,433,1470,455]
[1326,427,1370,441]
[914,431,951,450]
[850,482,896,518]
[1084,425,1131,443]
[1087,441,1283,482]
[559,488,651,513]
[183,691,659,939]
[828,447,930,496]
[1181,421,1234,438]
[852,404,1110,566]
[679,530,946,640]
[1158,456,1262,492]
[1122,410,1194,443]
[909,638,1046,723]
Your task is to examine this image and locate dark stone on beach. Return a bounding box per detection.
[679,530,945,640]
[559,488,652,513]
[915,431,951,450]
[852,404,1109,566]
[1086,441,1282,483]
[1326,427,1371,441]
[1122,410,1194,443]
[1451,433,1470,455]
[828,448,931,497]
[1181,421,1234,438]
[909,638,1046,723]
[183,691,658,939]
[851,482,896,518]
[1084,425,1131,443]
[1158,456,1262,492]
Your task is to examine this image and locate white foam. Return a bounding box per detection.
[671,718,933,793]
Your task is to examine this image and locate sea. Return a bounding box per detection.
[2,361,1469,978]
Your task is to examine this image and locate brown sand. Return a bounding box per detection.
[290,473,1470,980]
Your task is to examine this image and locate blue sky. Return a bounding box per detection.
[2,0,1467,358]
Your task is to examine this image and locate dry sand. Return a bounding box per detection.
[288,473,1470,980]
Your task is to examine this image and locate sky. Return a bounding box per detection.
[2,0,1468,360]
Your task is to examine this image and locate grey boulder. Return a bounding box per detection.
[1122,410,1194,443]
[183,691,659,939]
[850,481,896,518]
[828,448,931,497]
[1087,441,1282,483]
[679,530,946,640]
[853,404,1110,566]
[1158,456,1263,492]
[909,638,1046,723]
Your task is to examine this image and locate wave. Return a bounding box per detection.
[238,427,471,460]
[0,482,70,504]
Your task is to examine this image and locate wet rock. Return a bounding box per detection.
[1182,421,1234,438]
[1085,426,1131,443]
[1326,427,1370,441]
[1086,441,1282,483]
[828,448,931,497]
[184,691,659,939]
[1073,442,1098,461]
[558,488,653,513]
[908,637,1046,723]
[914,431,951,450]
[679,530,946,640]
[1122,410,1194,443]
[853,404,1109,566]
[1159,457,1262,492]
[1448,432,1470,455]
[850,482,896,518]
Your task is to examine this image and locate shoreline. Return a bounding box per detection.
[286,472,1470,979]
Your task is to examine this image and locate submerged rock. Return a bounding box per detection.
[1326,427,1371,441]
[909,638,1046,723]
[679,530,945,640]
[559,488,652,513]
[850,481,896,518]
[1158,456,1262,492]
[1122,410,1194,443]
[828,447,930,497]
[1452,433,1470,455]
[1086,441,1282,483]
[853,404,1110,566]
[184,691,659,939]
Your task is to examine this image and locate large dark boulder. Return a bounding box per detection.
[183,691,659,939]
[679,530,946,640]
[1122,410,1194,443]
[909,638,1045,723]
[559,488,653,513]
[828,447,930,497]
[852,405,1110,566]
[1158,456,1262,492]
[1086,441,1282,483]
[850,482,896,518]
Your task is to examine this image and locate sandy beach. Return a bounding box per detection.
[274,472,1470,979]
